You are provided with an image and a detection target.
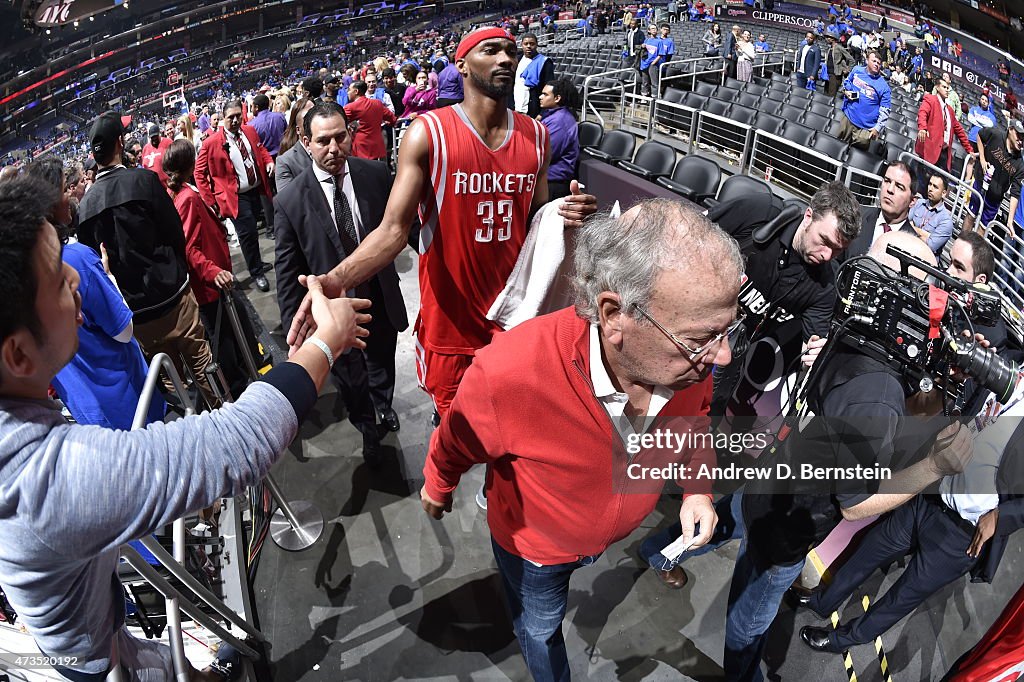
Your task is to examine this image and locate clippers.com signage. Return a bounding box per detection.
[929,54,1024,117]
[715,5,818,29]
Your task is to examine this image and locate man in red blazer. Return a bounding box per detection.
[343,80,397,161]
[915,79,973,182]
[196,100,276,291]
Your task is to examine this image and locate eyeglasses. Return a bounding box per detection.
[633,305,746,361]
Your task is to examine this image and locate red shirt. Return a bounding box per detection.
[172,184,232,306]
[424,308,715,565]
[343,96,398,159]
[141,137,173,186]
[414,105,548,354]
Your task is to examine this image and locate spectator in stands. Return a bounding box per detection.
[823,33,854,97]
[202,112,221,141]
[838,50,890,150]
[915,77,973,179]
[722,25,739,81]
[1006,87,1019,115]
[625,18,644,68]
[195,100,276,293]
[910,47,924,86]
[754,34,771,52]
[250,93,287,159]
[965,119,1024,234]
[141,122,172,186]
[998,59,1011,89]
[176,113,203,150]
[197,105,212,133]
[437,47,464,106]
[794,31,821,90]
[323,74,344,106]
[0,172,369,682]
[365,73,395,114]
[301,75,324,101]
[77,111,222,409]
[701,22,722,57]
[123,136,143,168]
[659,24,675,65]
[344,81,398,161]
[25,159,166,432]
[381,68,409,119]
[736,30,755,83]
[639,23,663,97]
[402,70,439,118]
[908,173,954,255]
[276,97,316,196]
[538,77,581,200]
[968,93,999,145]
[163,139,261,400]
[515,33,555,118]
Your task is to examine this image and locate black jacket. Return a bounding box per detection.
[76,166,190,324]
[273,157,408,334]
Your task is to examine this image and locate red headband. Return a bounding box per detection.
[455,27,514,61]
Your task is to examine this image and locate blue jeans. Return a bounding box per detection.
[639,492,746,571]
[491,537,601,682]
[724,536,805,682]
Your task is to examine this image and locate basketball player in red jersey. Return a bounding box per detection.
[286,27,597,417]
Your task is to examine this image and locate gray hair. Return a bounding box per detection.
[573,198,744,323]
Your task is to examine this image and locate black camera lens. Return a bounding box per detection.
[957,345,1019,404]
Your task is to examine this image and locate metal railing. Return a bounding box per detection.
[116,353,265,682]
[844,165,887,207]
[982,220,1024,340]
[896,151,982,234]
[581,66,635,126]
[649,98,699,152]
[692,110,753,168]
[748,129,845,199]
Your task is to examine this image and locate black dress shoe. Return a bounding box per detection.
[259,261,274,272]
[380,407,401,433]
[254,274,270,292]
[800,626,840,653]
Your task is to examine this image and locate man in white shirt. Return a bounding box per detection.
[837,161,919,262]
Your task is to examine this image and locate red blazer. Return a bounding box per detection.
[914,93,973,169]
[344,96,398,160]
[195,124,273,219]
[173,184,232,306]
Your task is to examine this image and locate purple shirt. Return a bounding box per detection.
[540,106,578,183]
[250,110,288,157]
[437,64,464,102]
[403,86,438,117]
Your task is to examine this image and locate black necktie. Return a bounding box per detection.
[331,176,359,256]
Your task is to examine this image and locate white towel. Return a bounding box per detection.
[487,201,576,330]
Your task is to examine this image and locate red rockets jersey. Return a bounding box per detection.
[415,104,548,354]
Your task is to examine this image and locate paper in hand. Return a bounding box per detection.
[660,533,700,563]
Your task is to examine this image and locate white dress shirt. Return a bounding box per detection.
[312,160,364,240]
[590,324,672,443]
[226,130,259,194]
[514,54,534,114]
[870,212,909,247]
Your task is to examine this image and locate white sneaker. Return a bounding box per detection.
[475,485,488,511]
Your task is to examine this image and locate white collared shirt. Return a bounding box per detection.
[312,160,364,240]
[226,129,259,194]
[871,212,909,247]
[589,324,672,443]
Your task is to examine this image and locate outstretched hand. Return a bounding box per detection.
[305,274,372,354]
[287,272,346,356]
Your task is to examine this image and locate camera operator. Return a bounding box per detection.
[947,231,1007,351]
[0,175,370,682]
[704,182,862,413]
[724,231,974,682]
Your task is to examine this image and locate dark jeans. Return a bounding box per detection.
[725,534,805,681]
[491,537,601,682]
[639,492,746,571]
[807,496,978,651]
[235,189,267,278]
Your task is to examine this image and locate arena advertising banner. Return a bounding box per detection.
[34,0,125,27]
[928,54,1024,117]
[715,5,819,30]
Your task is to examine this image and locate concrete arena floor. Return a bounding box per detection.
[233,233,1021,682]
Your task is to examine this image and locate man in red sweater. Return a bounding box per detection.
[343,80,397,161]
[421,199,744,681]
